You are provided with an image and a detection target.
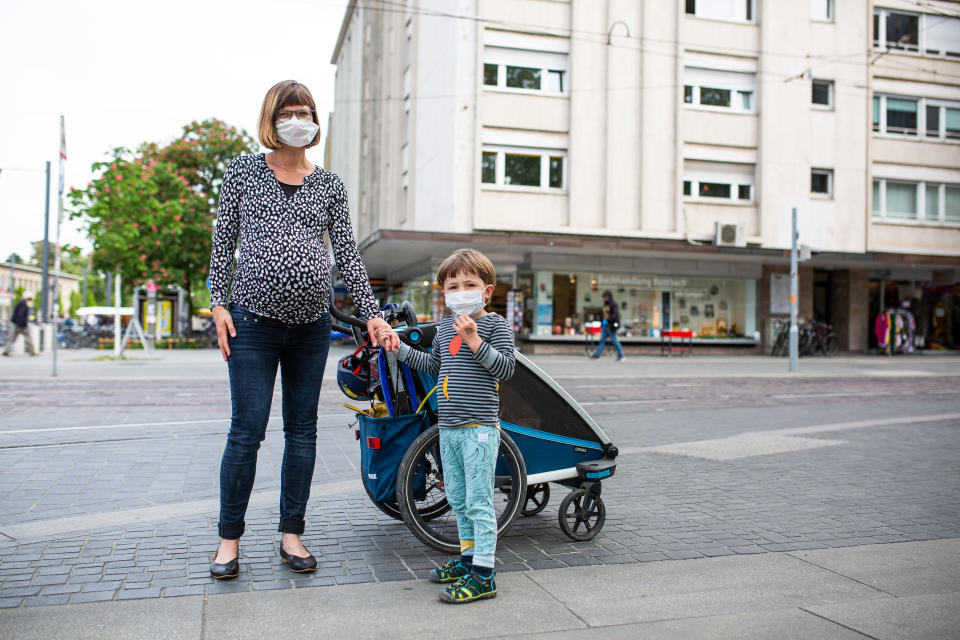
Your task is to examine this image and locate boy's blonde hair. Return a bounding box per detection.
[437,248,496,287]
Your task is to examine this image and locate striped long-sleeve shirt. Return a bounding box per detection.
[398,313,516,428]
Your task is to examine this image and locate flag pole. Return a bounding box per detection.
[51,115,66,377]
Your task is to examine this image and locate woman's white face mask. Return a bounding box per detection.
[276,118,319,147]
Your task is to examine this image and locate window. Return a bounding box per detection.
[483,63,497,86]
[685,0,756,23]
[872,178,960,224]
[684,67,756,113]
[700,182,731,198]
[875,9,919,51]
[873,94,960,140]
[505,154,540,186]
[549,157,563,188]
[926,105,939,137]
[483,46,568,95]
[701,87,731,107]
[481,152,497,184]
[873,9,960,58]
[481,146,566,190]
[947,186,960,223]
[683,160,755,203]
[547,70,564,93]
[812,80,833,107]
[811,0,833,22]
[887,98,918,135]
[811,169,832,196]
[506,66,540,90]
[948,108,960,140]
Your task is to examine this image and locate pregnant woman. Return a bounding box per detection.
[207,80,398,579]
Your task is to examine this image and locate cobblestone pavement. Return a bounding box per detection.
[0,353,957,609]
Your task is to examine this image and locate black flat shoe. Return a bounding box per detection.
[279,545,317,573]
[210,555,239,579]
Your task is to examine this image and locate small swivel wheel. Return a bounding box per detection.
[558,488,605,541]
[521,483,550,517]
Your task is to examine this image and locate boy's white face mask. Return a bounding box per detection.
[445,290,486,316]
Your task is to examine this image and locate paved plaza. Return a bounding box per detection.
[0,348,957,637]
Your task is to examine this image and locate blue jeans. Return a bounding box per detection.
[439,425,500,568]
[593,324,624,358]
[218,304,331,539]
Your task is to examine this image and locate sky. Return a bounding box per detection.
[0,0,352,264]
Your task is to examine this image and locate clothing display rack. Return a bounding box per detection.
[874,308,916,355]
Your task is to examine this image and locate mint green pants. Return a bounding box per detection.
[439,425,500,568]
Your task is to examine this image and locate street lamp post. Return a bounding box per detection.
[6,254,14,323]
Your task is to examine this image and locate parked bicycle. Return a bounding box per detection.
[771,318,838,357]
[189,318,219,348]
[801,319,839,357]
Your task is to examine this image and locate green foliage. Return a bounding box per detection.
[69,290,82,316]
[27,242,86,275]
[140,119,258,215]
[68,119,258,314]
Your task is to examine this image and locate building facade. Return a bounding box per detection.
[1,263,82,325]
[328,0,960,353]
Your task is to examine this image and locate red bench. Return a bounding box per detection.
[660,330,693,356]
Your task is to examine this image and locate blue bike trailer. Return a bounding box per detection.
[497,352,616,485]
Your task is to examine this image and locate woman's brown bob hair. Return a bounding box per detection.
[257,80,321,150]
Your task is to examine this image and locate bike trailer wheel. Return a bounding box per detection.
[558,488,606,542]
[396,425,526,554]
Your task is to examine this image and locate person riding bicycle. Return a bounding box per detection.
[378,248,515,604]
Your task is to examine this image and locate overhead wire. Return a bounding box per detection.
[329,0,875,67]
[326,0,958,115]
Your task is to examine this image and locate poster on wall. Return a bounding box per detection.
[536,303,553,336]
[770,274,790,314]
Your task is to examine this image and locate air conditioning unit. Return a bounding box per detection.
[714,222,745,247]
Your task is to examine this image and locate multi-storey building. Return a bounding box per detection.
[328,0,960,353]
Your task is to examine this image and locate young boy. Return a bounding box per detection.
[391,248,515,603]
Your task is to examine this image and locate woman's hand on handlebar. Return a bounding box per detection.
[212,306,236,361]
[367,317,399,353]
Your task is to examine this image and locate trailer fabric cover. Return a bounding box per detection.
[358,412,429,503]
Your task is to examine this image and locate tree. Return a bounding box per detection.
[69,147,210,297]
[141,118,257,217]
[69,290,82,317]
[28,242,86,275]
[70,119,257,316]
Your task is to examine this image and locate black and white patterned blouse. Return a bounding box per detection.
[208,153,381,324]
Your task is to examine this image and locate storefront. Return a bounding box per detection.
[516,270,758,348]
[867,272,960,351]
[351,228,958,355]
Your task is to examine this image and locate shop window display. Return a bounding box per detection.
[524,271,757,341]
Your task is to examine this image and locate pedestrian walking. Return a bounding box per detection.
[2,295,38,357]
[207,80,399,580]
[590,290,625,361]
